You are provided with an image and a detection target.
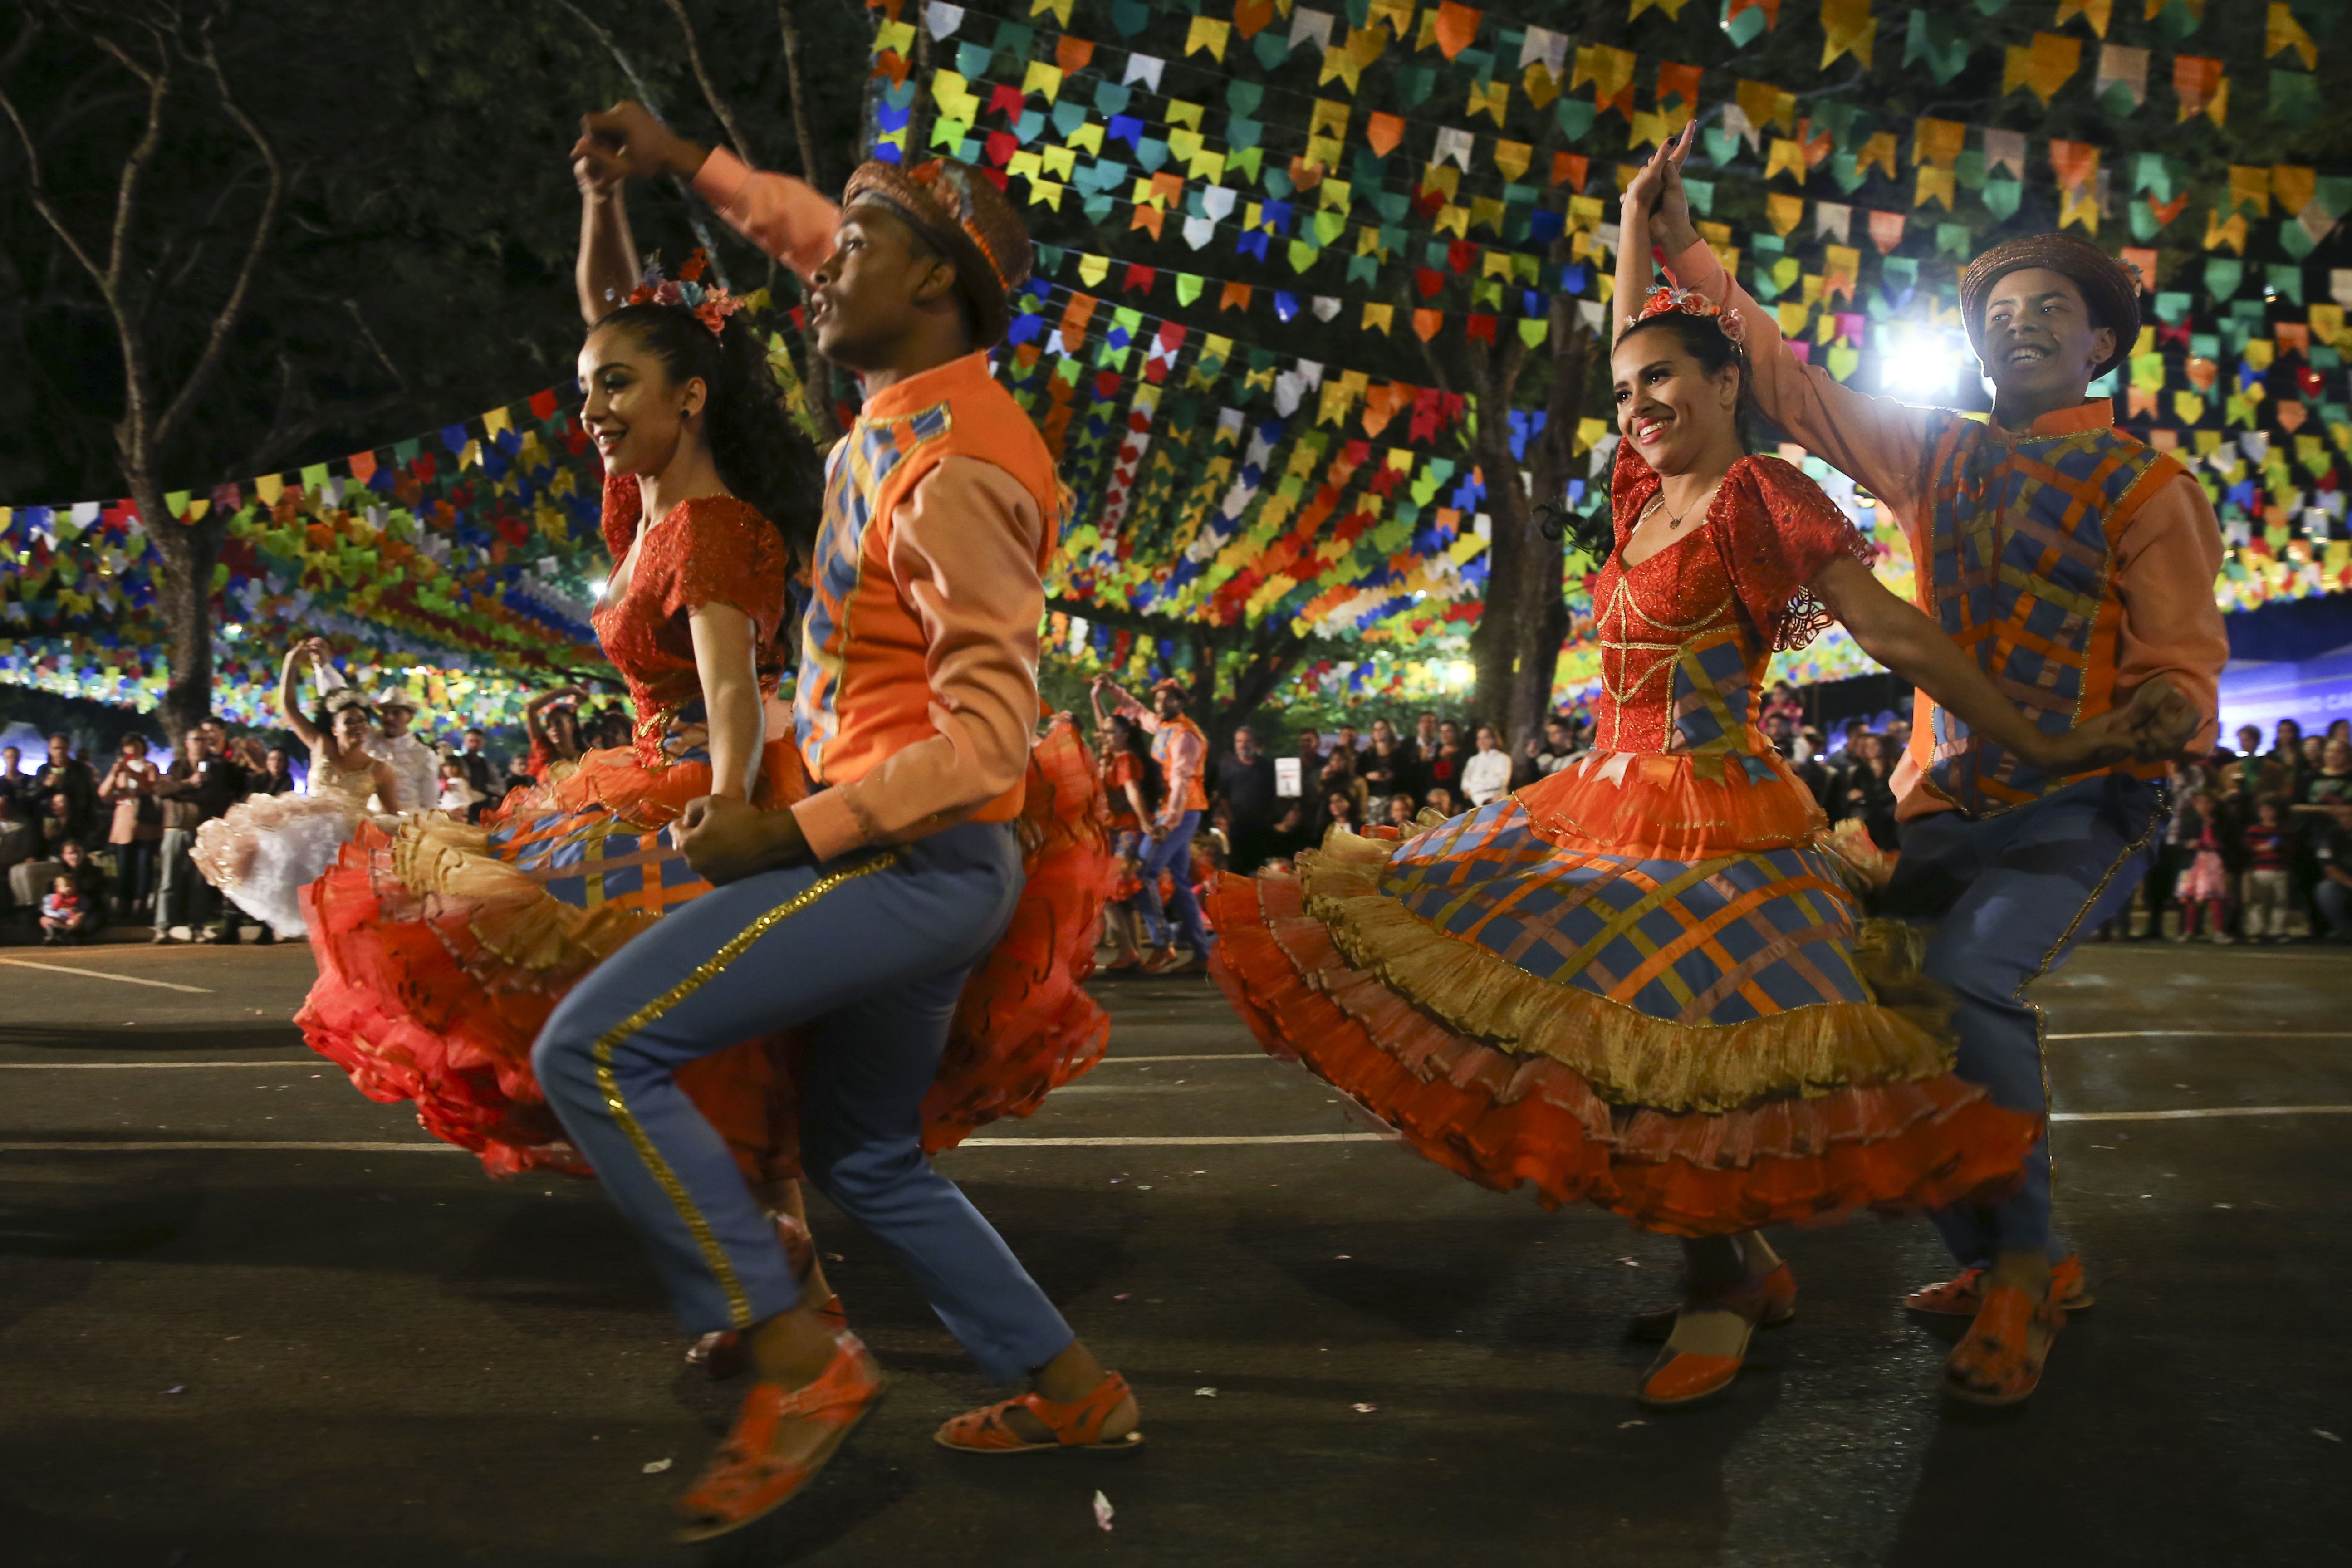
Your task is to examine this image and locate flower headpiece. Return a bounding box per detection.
[627,249,744,338]
[1631,284,1746,350]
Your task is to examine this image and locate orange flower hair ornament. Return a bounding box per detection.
[626,249,744,337]
[1628,284,1746,350]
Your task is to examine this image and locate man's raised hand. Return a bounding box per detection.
[572,101,705,187]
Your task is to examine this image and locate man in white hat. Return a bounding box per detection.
[368,688,439,813]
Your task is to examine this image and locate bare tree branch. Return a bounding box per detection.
[776,0,822,191]
[150,11,283,456]
[658,0,753,164]
[83,21,171,292]
[549,0,736,292]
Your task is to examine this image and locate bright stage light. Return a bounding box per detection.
[1877,325,1972,400]
[585,578,608,600]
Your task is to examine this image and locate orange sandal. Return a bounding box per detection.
[1630,1262,1798,1343]
[673,1331,885,1542]
[1637,1274,1770,1409]
[933,1370,1146,1456]
[1941,1283,2064,1407]
[1907,1254,2093,1317]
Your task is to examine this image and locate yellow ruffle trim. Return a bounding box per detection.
[388,813,657,976]
[1297,828,1959,1114]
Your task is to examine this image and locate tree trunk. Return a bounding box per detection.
[1466,432,1571,755]
[139,482,221,743]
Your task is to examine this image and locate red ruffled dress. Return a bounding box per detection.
[297,471,1112,1180]
[1207,447,2041,1236]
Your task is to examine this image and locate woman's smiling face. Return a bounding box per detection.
[577,323,703,478]
[1611,326,1740,478]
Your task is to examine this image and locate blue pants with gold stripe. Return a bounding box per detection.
[1137,809,1211,956]
[531,819,1076,1381]
[1884,773,2167,1266]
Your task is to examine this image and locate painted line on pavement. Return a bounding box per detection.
[0,958,212,994]
[1101,1054,1269,1064]
[0,1133,1395,1154]
[0,1061,313,1070]
[2051,1105,2352,1123]
[2049,1030,2352,1040]
[12,1107,2352,1156]
[0,1141,457,1153]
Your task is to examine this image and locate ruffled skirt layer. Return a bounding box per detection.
[194,794,384,938]
[1207,759,2039,1237]
[295,719,1113,1180]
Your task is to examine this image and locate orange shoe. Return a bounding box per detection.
[1941,1282,2064,1407]
[1636,1274,1769,1409]
[933,1370,1146,1456]
[1630,1262,1797,1343]
[1906,1254,2093,1316]
[1138,947,1182,974]
[673,1331,885,1542]
[1102,955,1143,973]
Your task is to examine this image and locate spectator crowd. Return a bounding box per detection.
[10,680,2350,951]
[0,684,617,944]
[1115,681,2352,954]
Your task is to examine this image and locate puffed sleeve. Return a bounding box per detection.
[649,499,788,643]
[1609,436,1659,555]
[601,468,642,564]
[1718,456,1876,651]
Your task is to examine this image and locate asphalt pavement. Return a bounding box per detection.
[0,934,2347,1567]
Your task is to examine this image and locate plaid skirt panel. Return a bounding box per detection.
[1379,798,1869,1028]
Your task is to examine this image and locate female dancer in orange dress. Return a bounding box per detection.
[1207,156,2155,1409]
[295,180,1111,1350]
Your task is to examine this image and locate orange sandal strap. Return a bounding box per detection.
[936,1371,1142,1454]
[1943,1284,2064,1406]
[675,1333,884,1539]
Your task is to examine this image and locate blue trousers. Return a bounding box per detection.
[532,818,1076,1381]
[1137,809,1212,956]
[1882,773,2168,1267]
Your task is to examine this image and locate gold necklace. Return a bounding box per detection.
[1646,482,1720,532]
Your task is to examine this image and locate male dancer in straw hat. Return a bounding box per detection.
[542,108,1139,1541]
[1638,126,2223,1405]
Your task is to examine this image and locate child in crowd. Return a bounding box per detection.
[433,758,483,817]
[2176,788,2234,943]
[40,874,91,945]
[2239,797,2294,942]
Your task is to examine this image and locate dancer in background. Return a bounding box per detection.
[539,103,1134,1540]
[522,685,588,780]
[1089,686,1164,973]
[368,688,439,811]
[1210,146,2172,1411]
[194,640,398,939]
[1644,123,2222,1404]
[1096,676,1214,974]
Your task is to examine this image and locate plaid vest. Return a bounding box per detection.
[1907,411,2184,816]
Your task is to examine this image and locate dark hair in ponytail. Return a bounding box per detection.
[588,303,824,561]
[1539,311,1762,559]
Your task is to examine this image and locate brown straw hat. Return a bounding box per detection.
[1959,232,2142,382]
[842,158,1032,348]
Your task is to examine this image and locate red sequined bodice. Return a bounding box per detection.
[1588,446,1872,757]
[590,470,791,764]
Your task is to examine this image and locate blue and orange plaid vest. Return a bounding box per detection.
[1906,406,2184,816]
[795,352,1058,823]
